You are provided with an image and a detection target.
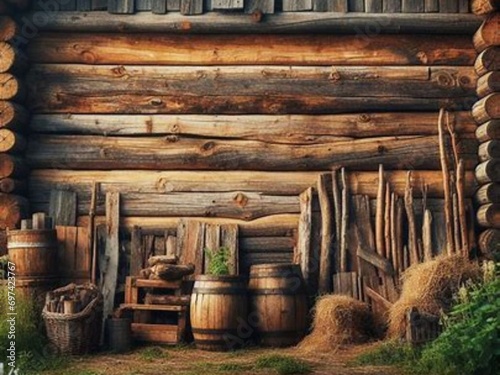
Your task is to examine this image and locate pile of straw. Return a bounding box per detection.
[388,254,481,339]
[298,295,373,352]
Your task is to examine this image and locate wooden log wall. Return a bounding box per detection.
[472,1,500,257]
[0,14,30,254]
[21,20,482,278]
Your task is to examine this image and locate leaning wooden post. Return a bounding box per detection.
[317,173,333,294]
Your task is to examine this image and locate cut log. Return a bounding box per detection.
[472,0,500,14]
[474,14,500,52]
[26,65,476,114]
[0,17,17,42]
[477,203,500,228]
[144,293,190,306]
[476,159,500,183]
[478,228,500,254]
[0,73,24,102]
[0,42,27,74]
[317,173,333,294]
[28,170,477,201]
[26,134,477,171]
[476,120,500,142]
[27,33,476,66]
[150,263,195,280]
[477,71,500,98]
[0,178,25,194]
[29,112,477,140]
[0,193,28,229]
[147,255,178,267]
[475,182,500,204]
[0,153,28,179]
[475,47,500,76]
[0,101,28,131]
[0,129,25,153]
[479,140,500,161]
[473,93,500,124]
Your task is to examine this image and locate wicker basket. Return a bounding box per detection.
[43,284,103,355]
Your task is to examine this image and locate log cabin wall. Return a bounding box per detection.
[1,4,485,279]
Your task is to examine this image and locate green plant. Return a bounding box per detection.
[205,247,231,276]
[351,341,420,367]
[0,255,9,279]
[255,354,312,375]
[139,346,168,361]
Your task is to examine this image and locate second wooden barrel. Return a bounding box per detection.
[190,275,248,351]
[248,264,308,347]
[7,229,57,278]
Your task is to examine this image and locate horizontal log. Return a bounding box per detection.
[474,14,500,52]
[479,140,500,161]
[475,183,500,204]
[476,120,500,142]
[477,71,500,98]
[0,153,28,179]
[26,64,477,114]
[27,33,477,66]
[78,214,300,237]
[25,12,482,34]
[28,169,477,200]
[475,47,500,76]
[477,203,500,228]
[26,135,478,171]
[33,191,301,220]
[144,294,190,306]
[478,228,500,254]
[0,101,28,131]
[472,0,500,14]
[0,129,25,153]
[0,16,17,42]
[0,193,28,229]
[240,253,293,268]
[0,177,25,194]
[473,93,500,123]
[0,42,27,74]
[240,236,295,252]
[0,73,24,102]
[29,112,477,141]
[476,159,500,183]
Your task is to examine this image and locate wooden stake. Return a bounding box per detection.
[89,182,98,285]
[404,172,419,265]
[452,191,461,252]
[340,168,349,274]
[438,108,455,255]
[332,169,342,273]
[456,159,469,256]
[376,164,385,258]
[318,173,333,294]
[395,197,404,274]
[384,182,391,260]
[296,187,312,285]
[390,192,398,276]
[423,209,433,262]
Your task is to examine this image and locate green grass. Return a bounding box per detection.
[139,346,169,361]
[255,354,313,375]
[352,341,420,368]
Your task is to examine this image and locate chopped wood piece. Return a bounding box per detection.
[472,0,500,14]
[0,193,28,229]
[474,14,500,52]
[475,47,500,76]
[478,228,500,254]
[0,154,27,179]
[150,263,195,281]
[0,42,28,74]
[475,182,500,204]
[0,73,24,102]
[0,178,25,194]
[144,293,190,306]
[422,209,433,262]
[477,203,500,228]
[476,159,500,184]
[473,93,500,124]
[479,140,500,161]
[147,255,178,267]
[0,101,28,131]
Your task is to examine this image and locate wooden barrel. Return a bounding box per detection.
[248,264,308,347]
[7,229,57,278]
[190,275,248,351]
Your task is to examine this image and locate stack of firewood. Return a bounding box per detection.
[140,255,195,281]
[45,283,99,314]
[0,15,31,254]
[471,1,500,258]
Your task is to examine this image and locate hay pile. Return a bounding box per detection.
[298,295,373,352]
[388,254,481,339]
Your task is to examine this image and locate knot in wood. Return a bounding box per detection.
[111,65,127,76]
[251,10,264,23]
[436,72,454,87]
[180,21,192,30]
[233,193,248,207]
[458,76,471,87]
[81,51,96,64]
[377,145,387,154]
[329,68,341,81]
[416,51,428,64]
[150,98,163,106]
[164,135,179,143]
[202,141,215,151]
[358,114,371,123]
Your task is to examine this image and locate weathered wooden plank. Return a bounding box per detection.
[180,0,203,14]
[58,0,77,10]
[29,112,476,140]
[108,0,134,13]
[152,0,167,12]
[402,0,424,12]
[244,0,274,13]
[100,192,120,322]
[92,0,108,9]
[314,0,346,11]
[28,33,476,66]
[212,0,243,9]
[56,226,91,280]
[49,189,77,226]
[439,0,458,12]
[178,220,205,276]
[366,0,382,12]
[136,0,152,9]
[424,0,438,11]
[295,188,312,286]
[384,0,401,12]
[130,226,142,276]
[76,0,92,10]
[26,134,477,171]
[221,224,238,274]
[27,12,482,34]
[282,0,312,10]
[167,0,180,9]
[348,0,364,10]
[458,0,468,12]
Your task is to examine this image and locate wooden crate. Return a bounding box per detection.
[405,307,442,345]
[120,276,189,344]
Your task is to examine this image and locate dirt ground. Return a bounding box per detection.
[46,343,402,375]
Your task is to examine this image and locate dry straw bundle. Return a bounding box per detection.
[388,254,481,339]
[298,295,374,352]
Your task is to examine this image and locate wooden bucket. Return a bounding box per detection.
[248,263,308,347]
[7,229,57,278]
[190,275,248,351]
